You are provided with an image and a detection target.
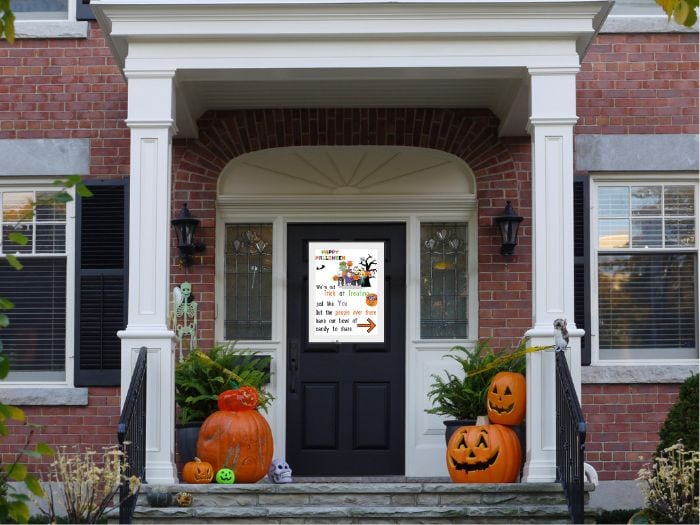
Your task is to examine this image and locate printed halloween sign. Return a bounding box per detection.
[308,242,384,343]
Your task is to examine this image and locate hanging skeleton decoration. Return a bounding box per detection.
[267,458,293,484]
[173,282,198,361]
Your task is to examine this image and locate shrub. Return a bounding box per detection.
[657,373,698,454]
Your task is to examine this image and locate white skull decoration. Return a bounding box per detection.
[267,458,293,484]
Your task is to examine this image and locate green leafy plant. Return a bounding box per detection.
[175,343,273,424]
[637,442,699,524]
[426,339,526,420]
[657,373,698,454]
[0,349,53,524]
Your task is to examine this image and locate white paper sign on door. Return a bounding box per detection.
[308,242,384,343]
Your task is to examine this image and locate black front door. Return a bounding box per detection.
[286,223,406,475]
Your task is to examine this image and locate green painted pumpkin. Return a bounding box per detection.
[215,467,235,484]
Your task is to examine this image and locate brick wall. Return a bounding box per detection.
[0,22,129,177]
[582,383,681,481]
[577,33,698,135]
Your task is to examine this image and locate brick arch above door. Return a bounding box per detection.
[172,108,532,348]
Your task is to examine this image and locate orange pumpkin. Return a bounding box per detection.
[196,409,273,483]
[181,457,214,484]
[218,386,259,412]
[446,424,521,483]
[486,372,526,426]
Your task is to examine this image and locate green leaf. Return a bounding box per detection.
[0,297,14,309]
[35,442,54,456]
[0,403,24,422]
[0,356,9,379]
[76,183,93,197]
[2,9,14,44]
[24,474,45,497]
[8,501,30,525]
[6,463,28,481]
[7,232,28,246]
[0,312,9,328]
[53,192,73,203]
[6,254,23,270]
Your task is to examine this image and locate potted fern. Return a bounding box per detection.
[426,339,526,443]
[174,343,273,478]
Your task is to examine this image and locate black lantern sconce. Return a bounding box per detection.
[171,203,205,267]
[494,201,523,256]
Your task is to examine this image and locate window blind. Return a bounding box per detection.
[598,253,697,359]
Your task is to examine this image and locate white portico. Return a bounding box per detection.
[92,0,611,484]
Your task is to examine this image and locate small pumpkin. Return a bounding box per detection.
[181,457,214,484]
[218,386,259,412]
[197,409,273,483]
[215,467,236,484]
[446,424,521,483]
[486,371,526,426]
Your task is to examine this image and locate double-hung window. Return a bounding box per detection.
[592,178,698,362]
[0,185,71,382]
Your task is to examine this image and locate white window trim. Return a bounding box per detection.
[14,0,88,39]
[0,178,76,388]
[589,172,699,366]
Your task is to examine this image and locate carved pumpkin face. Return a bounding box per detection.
[215,468,235,484]
[446,424,521,483]
[182,457,214,484]
[486,372,526,426]
[366,293,378,307]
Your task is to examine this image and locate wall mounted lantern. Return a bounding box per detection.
[171,203,205,267]
[494,201,523,256]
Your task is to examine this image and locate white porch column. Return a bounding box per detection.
[118,70,177,484]
[523,67,584,483]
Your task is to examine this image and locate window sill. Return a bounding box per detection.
[0,387,88,406]
[582,364,697,384]
[15,20,88,39]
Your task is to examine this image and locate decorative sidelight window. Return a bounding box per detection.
[225,224,273,340]
[420,223,468,339]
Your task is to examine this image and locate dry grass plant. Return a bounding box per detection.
[637,442,699,524]
[37,445,140,524]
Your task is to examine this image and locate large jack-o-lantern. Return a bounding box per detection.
[486,371,526,426]
[446,424,521,483]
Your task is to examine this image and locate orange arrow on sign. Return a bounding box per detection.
[357,318,376,333]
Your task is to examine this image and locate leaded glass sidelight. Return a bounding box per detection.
[420,223,468,339]
[225,224,272,340]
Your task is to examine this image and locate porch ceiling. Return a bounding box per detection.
[92,0,612,138]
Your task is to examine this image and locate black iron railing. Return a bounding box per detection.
[118,346,148,524]
[555,349,587,524]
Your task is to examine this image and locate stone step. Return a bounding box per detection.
[133,482,587,524]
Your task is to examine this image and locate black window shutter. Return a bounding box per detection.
[74,182,128,386]
[573,176,591,365]
[77,0,95,21]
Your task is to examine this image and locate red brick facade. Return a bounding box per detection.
[582,383,682,481]
[576,33,698,135]
[0,22,696,481]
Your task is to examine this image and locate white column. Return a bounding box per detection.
[117,70,177,484]
[523,67,584,483]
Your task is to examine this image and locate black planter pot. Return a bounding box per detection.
[443,419,476,445]
[175,422,202,478]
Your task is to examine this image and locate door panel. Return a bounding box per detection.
[286,223,406,475]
